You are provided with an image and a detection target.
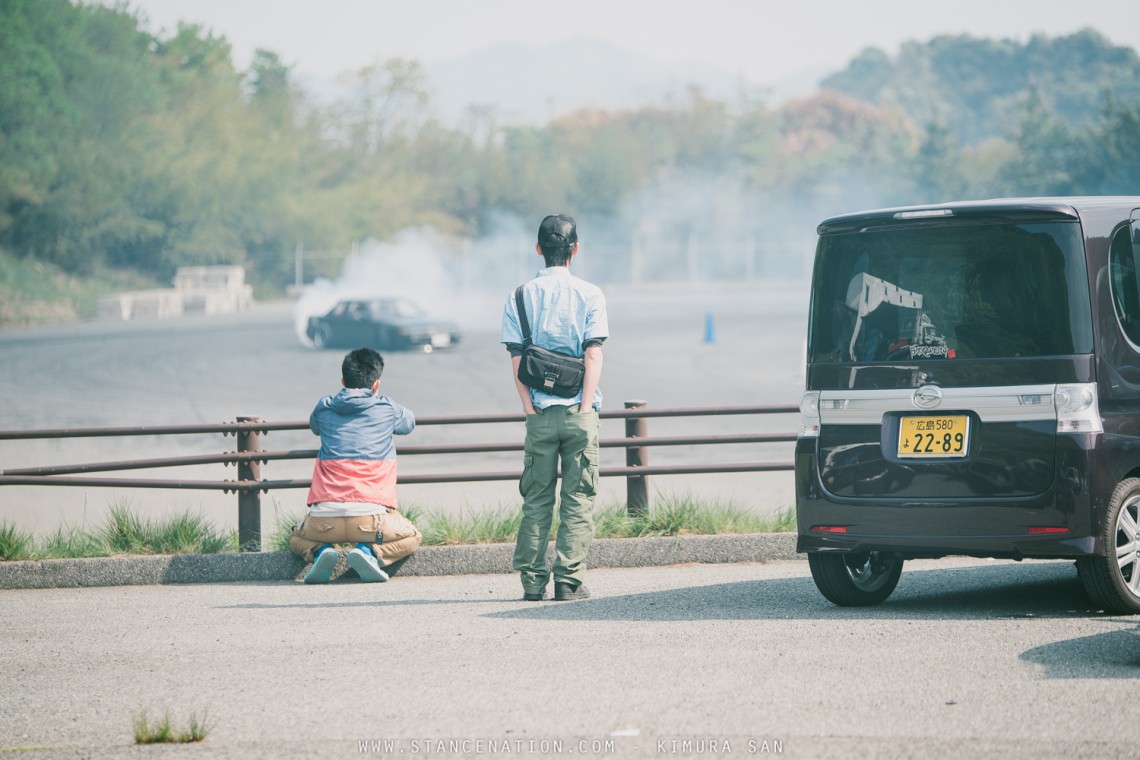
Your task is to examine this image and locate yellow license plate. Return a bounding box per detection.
[898,415,970,458]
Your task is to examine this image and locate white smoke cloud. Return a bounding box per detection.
[291,172,882,345]
[292,225,527,345]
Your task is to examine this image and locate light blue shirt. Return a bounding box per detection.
[501,267,609,410]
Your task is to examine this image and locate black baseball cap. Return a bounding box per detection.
[537,214,577,248]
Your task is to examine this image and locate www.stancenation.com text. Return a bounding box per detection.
[356,736,784,755]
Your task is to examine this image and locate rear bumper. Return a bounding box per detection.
[795,438,1103,560]
[796,526,1096,560]
[397,332,461,350]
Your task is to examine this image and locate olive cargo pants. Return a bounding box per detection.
[514,405,600,594]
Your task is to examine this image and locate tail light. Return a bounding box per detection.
[1055,383,1102,433]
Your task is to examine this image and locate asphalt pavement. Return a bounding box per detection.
[4,556,1139,759]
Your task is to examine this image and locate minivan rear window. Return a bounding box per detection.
[808,222,1093,363]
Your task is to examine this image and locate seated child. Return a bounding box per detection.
[290,347,420,583]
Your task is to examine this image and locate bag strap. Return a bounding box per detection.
[514,286,533,347]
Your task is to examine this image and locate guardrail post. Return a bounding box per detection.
[624,400,650,516]
[236,416,262,551]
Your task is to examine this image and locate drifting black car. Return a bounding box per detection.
[306,298,462,352]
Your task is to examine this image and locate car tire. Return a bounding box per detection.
[1077,477,1140,614]
[312,325,332,349]
[808,551,903,606]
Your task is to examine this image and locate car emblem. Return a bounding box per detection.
[913,385,943,409]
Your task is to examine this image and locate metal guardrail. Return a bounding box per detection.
[0,402,799,550]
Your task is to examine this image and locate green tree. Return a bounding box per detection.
[913,119,968,202]
[1069,95,1140,195]
[823,29,1140,145]
[0,0,72,239]
[995,88,1074,195]
[0,0,163,272]
[771,92,920,205]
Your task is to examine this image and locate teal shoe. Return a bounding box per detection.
[304,545,337,584]
[347,543,389,582]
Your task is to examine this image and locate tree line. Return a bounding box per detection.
[3,0,1139,290]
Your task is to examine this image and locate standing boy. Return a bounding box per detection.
[500,214,609,601]
[290,347,421,583]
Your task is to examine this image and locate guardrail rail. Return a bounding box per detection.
[0,401,798,550]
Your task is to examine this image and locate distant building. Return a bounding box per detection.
[97,266,253,321]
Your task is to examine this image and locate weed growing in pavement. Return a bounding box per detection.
[133,709,210,744]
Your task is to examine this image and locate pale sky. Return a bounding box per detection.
[115,0,1140,85]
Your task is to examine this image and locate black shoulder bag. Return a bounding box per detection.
[514,286,585,398]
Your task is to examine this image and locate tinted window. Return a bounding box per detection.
[1109,222,1140,346]
[378,300,425,318]
[809,222,1092,363]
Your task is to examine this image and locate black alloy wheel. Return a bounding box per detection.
[808,551,904,606]
[1078,477,1140,614]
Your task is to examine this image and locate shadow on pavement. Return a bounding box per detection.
[217,597,507,610]
[485,561,1102,622]
[1020,626,1140,678]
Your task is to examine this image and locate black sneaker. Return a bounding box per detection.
[522,590,549,601]
[554,582,590,601]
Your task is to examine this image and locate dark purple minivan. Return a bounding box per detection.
[796,197,1140,612]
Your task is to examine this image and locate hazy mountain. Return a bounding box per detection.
[297,37,829,126]
[422,37,820,125]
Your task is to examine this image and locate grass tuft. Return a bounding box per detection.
[5,494,794,561]
[1,503,236,561]
[39,524,110,559]
[420,505,521,545]
[269,500,305,553]
[592,493,794,538]
[133,709,210,744]
[99,504,238,556]
[269,492,795,552]
[153,512,235,555]
[0,522,35,561]
[101,505,151,554]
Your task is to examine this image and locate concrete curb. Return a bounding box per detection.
[0,532,799,590]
